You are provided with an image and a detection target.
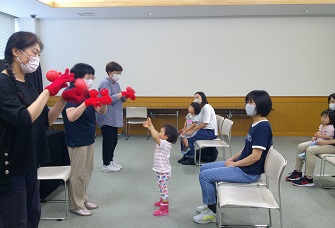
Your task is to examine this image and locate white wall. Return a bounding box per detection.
[35,16,335,96]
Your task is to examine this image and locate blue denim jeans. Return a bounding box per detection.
[185,129,216,158]
[199,161,260,205]
[0,169,41,228]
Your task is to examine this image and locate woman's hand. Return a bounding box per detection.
[225,160,237,167]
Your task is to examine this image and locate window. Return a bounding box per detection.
[0,12,15,59]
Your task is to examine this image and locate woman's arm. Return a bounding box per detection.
[95,104,107,114]
[188,122,208,133]
[47,96,67,126]
[65,103,87,122]
[316,139,335,145]
[226,148,263,167]
[27,90,51,122]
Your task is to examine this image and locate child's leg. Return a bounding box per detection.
[156,172,171,203]
[183,137,189,148]
[154,172,171,216]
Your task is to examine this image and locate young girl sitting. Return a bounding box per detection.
[179,102,202,154]
[298,109,335,159]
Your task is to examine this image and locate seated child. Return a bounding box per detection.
[178,102,201,154]
[298,109,334,159]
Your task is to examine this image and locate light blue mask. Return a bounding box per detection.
[245,104,257,116]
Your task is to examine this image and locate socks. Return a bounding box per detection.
[208,204,216,213]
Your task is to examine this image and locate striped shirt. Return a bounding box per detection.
[96,77,125,128]
[153,139,172,173]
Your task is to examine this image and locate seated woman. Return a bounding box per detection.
[285,93,335,187]
[193,90,273,224]
[178,92,218,165]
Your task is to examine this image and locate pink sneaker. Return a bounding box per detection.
[154,199,162,207]
[153,204,169,216]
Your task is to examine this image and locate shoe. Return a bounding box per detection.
[181,158,196,165]
[84,202,98,210]
[102,164,120,172]
[72,209,92,216]
[292,176,314,187]
[298,153,306,160]
[154,199,162,207]
[111,161,122,169]
[178,156,187,163]
[181,147,191,155]
[153,204,169,216]
[196,205,208,213]
[193,209,216,224]
[285,170,302,181]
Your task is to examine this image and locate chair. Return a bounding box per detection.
[194,117,233,168]
[216,147,287,228]
[319,154,335,189]
[38,166,71,221]
[125,106,149,140]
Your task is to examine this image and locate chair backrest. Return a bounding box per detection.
[126,107,147,119]
[264,147,287,189]
[220,118,233,140]
[216,115,225,134]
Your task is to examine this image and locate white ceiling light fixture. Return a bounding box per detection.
[37,0,335,8]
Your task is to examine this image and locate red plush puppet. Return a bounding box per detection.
[99,88,112,105]
[45,68,75,96]
[84,89,102,107]
[121,86,136,100]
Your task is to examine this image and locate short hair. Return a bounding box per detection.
[328,93,335,103]
[194,91,208,106]
[70,63,95,79]
[163,124,178,144]
[105,61,123,74]
[190,102,202,115]
[245,90,272,117]
[321,109,335,126]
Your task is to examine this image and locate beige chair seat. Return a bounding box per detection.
[38,166,71,221]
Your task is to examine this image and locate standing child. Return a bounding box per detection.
[297,109,334,159]
[179,102,202,154]
[143,118,178,216]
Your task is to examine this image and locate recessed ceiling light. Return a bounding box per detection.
[303,10,308,13]
[147,12,152,15]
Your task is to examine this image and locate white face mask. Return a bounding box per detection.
[245,104,257,116]
[112,74,121,82]
[194,99,201,104]
[329,103,335,110]
[17,50,40,73]
[83,79,93,89]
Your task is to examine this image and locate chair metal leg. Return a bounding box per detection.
[126,123,130,140]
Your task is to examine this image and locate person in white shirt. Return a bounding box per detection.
[178,92,218,165]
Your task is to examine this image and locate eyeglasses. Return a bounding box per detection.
[84,74,96,80]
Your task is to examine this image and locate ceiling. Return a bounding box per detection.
[0,0,335,19]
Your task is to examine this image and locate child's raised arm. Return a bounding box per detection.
[143,118,161,144]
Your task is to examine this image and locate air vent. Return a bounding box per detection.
[77,12,97,16]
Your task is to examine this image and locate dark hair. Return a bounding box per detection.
[321,109,335,126]
[163,124,178,144]
[105,61,123,74]
[3,31,44,106]
[70,63,95,79]
[190,102,201,115]
[194,91,208,107]
[328,93,335,103]
[245,90,272,117]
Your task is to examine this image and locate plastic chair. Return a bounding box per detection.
[319,154,335,188]
[216,147,287,228]
[125,106,149,140]
[38,166,71,221]
[194,117,233,168]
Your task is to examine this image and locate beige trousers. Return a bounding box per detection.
[67,144,94,211]
[295,141,335,177]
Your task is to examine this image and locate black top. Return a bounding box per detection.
[0,72,50,191]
